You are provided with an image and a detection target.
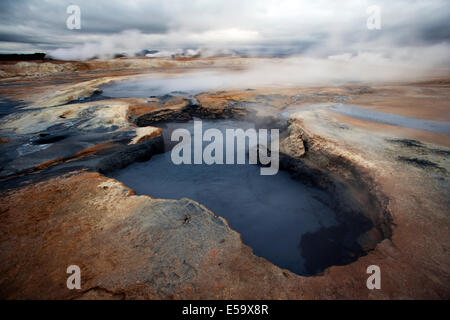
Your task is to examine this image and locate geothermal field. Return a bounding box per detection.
[0,1,449,305]
[0,56,448,300]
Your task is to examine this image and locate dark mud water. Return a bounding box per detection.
[109,119,365,276]
[0,98,24,118]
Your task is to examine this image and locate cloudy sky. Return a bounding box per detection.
[0,0,449,61]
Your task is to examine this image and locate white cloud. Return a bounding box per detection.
[1,0,449,65]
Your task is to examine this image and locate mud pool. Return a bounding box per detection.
[110,119,369,275]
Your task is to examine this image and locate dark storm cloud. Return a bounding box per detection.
[0,0,170,51]
[0,0,170,32]
[0,0,449,61]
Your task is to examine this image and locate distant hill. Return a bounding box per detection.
[0,53,48,61]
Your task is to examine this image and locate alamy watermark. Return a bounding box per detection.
[366,265,381,289]
[66,5,81,30]
[66,5,379,32]
[366,5,381,30]
[66,265,81,289]
[170,120,279,175]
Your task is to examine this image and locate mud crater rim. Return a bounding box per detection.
[105,107,392,276]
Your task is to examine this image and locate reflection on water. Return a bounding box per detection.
[101,72,239,98]
[330,103,450,135]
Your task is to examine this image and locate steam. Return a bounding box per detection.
[4,0,449,64]
[47,28,450,78]
[41,0,449,83]
[101,50,450,96]
[47,30,150,61]
[47,30,245,60]
[206,48,450,85]
[245,52,449,83]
